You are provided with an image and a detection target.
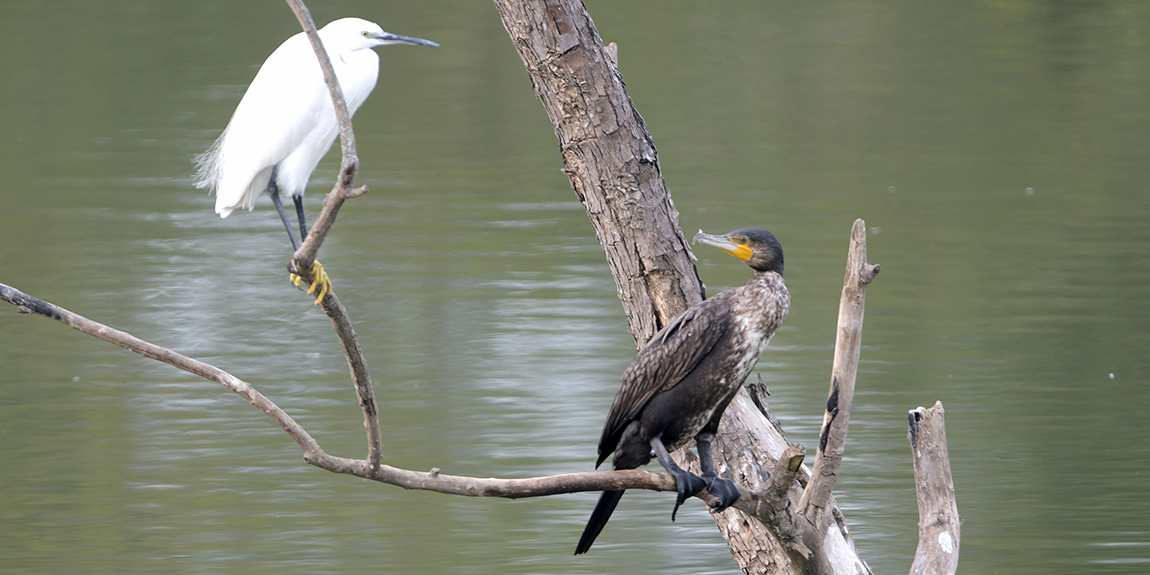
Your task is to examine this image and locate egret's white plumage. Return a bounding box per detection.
[194,17,437,218]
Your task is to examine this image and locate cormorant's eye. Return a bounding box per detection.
[739,236,749,244]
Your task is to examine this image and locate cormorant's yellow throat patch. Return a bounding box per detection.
[726,243,754,262]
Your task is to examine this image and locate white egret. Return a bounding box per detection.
[194,17,437,302]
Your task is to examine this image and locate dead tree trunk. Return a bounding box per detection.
[492,2,873,573]
[491,0,704,340]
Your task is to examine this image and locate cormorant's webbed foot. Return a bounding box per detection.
[695,431,742,513]
[290,260,331,305]
[671,469,708,521]
[650,436,707,521]
[702,475,741,513]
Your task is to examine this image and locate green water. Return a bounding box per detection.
[2,1,1148,573]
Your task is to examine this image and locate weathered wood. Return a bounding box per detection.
[908,402,960,575]
[490,3,888,573]
[490,2,810,572]
[714,370,873,575]
[708,392,809,571]
[490,0,705,342]
[799,219,880,516]
[770,444,807,504]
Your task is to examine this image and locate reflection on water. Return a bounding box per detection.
[2,1,1150,574]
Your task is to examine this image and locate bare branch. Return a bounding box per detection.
[0,281,705,501]
[280,0,382,472]
[283,0,361,269]
[909,402,960,575]
[315,291,382,471]
[799,219,880,517]
[0,282,324,459]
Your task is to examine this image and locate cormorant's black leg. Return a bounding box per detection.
[695,432,741,513]
[651,436,707,521]
[294,195,308,243]
[269,182,301,251]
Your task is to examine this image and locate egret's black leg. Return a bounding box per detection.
[294,195,308,243]
[651,436,707,521]
[695,432,741,513]
[269,182,301,251]
[271,183,331,304]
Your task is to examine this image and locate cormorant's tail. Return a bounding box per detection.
[575,490,625,555]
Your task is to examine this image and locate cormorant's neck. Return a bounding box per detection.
[747,269,783,283]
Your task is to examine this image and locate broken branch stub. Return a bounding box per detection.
[909,402,960,575]
[799,219,879,517]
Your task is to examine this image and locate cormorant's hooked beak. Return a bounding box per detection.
[693,230,753,262]
[376,31,439,47]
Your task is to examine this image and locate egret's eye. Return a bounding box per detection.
[361,31,371,38]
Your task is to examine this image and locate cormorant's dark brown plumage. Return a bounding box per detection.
[574,227,790,555]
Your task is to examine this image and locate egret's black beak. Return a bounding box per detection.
[378,32,439,47]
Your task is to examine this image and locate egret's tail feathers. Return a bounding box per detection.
[574,490,625,555]
[195,129,257,219]
[193,136,225,192]
[213,180,263,217]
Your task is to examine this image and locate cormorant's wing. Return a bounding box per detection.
[596,294,731,466]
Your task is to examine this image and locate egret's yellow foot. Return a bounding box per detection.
[289,260,332,305]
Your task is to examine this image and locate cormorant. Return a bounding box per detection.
[574,227,790,555]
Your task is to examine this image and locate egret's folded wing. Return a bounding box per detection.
[201,32,330,213]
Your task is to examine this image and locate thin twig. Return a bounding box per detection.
[798,219,880,517]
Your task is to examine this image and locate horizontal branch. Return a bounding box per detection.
[315,455,678,498]
[0,281,711,502]
[0,282,324,457]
